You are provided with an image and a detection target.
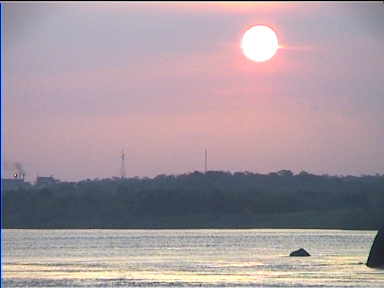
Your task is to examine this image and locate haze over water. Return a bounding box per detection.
[3,229,384,288]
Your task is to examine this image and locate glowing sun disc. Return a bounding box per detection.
[241,25,279,62]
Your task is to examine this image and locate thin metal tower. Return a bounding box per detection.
[204,148,207,173]
[120,149,126,179]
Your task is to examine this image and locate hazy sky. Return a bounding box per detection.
[5,2,384,181]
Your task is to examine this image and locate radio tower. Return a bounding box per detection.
[204,148,207,173]
[120,149,126,179]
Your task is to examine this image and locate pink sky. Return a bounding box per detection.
[5,2,384,181]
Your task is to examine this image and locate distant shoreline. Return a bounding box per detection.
[3,171,383,231]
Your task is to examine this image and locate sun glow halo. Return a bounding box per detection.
[241,25,279,62]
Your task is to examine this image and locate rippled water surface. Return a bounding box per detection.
[3,229,384,287]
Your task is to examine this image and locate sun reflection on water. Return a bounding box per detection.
[3,229,384,287]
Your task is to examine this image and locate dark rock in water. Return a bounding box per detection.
[367,227,384,268]
[289,248,311,257]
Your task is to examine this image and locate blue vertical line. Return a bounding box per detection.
[0,2,3,287]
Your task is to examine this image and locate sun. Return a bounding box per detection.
[241,25,279,62]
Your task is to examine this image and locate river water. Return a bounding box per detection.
[2,229,384,287]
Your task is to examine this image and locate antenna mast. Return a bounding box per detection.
[120,149,126,179]
[204,148,207,173]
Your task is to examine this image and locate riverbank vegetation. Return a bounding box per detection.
[3,170,383,229]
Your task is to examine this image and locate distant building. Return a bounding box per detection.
[36,176,59,186]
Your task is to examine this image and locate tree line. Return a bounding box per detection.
[3,170,384,229]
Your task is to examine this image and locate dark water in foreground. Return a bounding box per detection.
[3,229,384,287]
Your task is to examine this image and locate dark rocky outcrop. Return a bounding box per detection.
[367,227,384,268]
[289,248,311,257]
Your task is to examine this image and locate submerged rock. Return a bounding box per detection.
[367,227,384,268]
[289,248,311,257]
